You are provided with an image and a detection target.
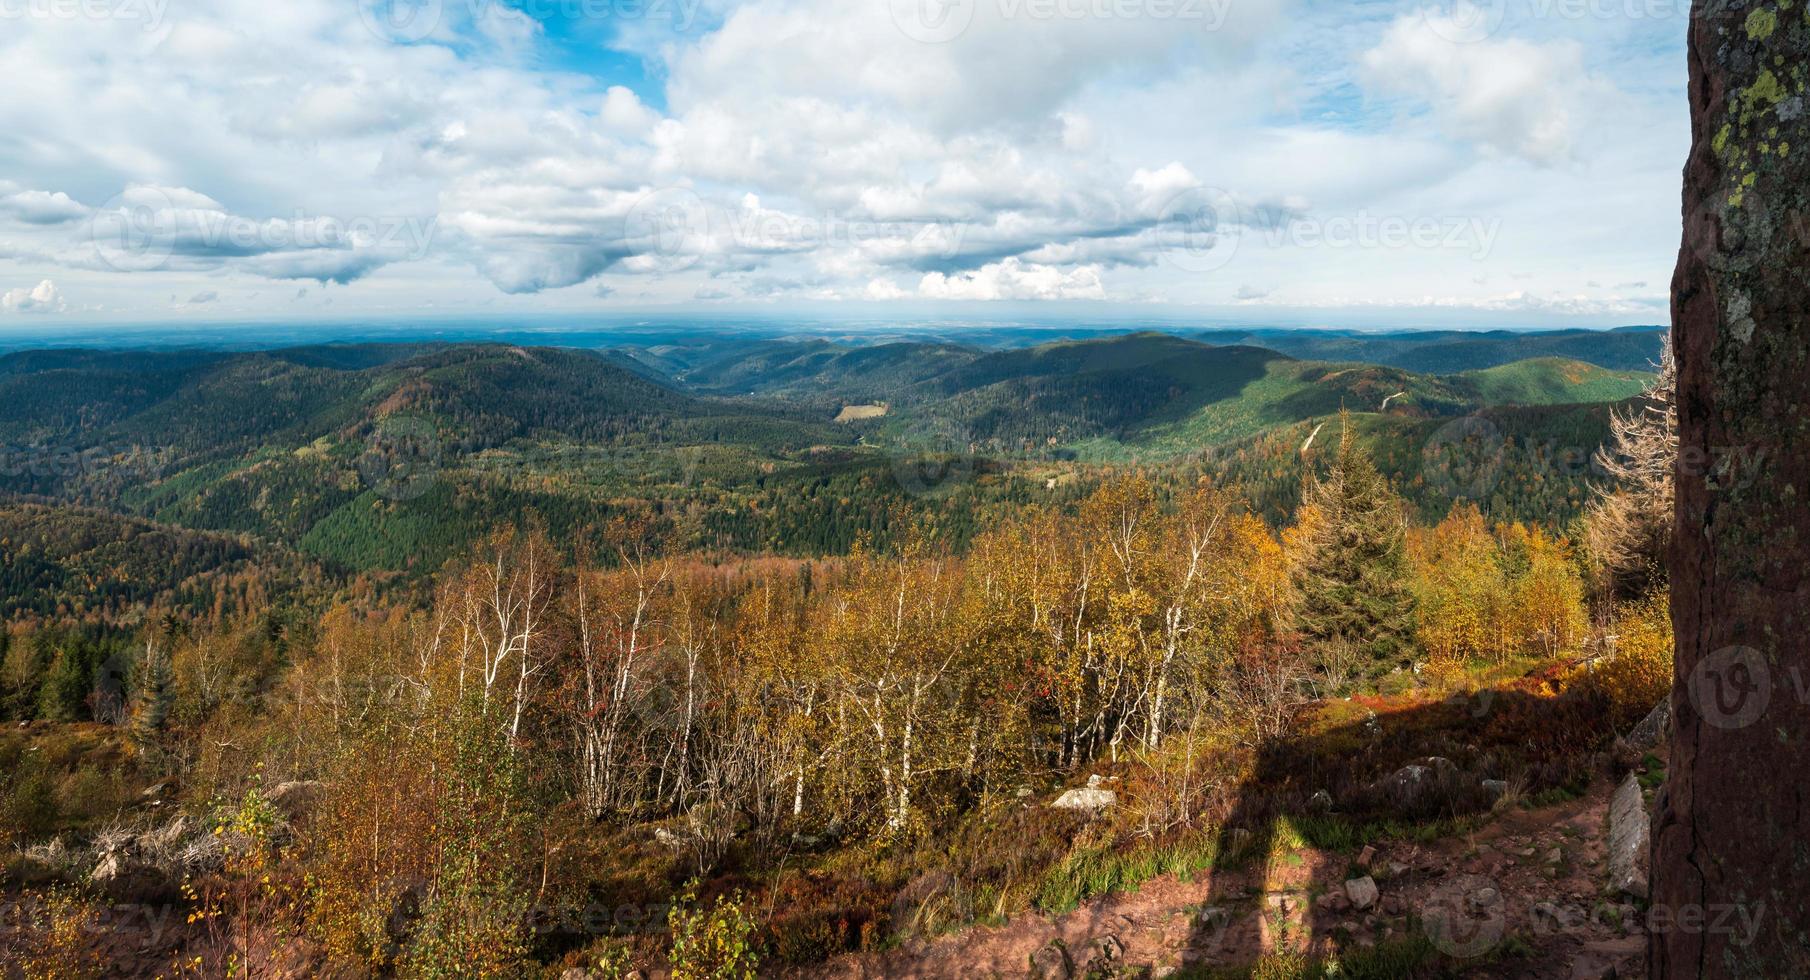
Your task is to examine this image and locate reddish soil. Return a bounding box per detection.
[800,776,1651,979]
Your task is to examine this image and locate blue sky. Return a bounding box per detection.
[0,0,1690,329]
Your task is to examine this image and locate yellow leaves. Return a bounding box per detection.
[1407,505,1588,664]
[1592,589,1673,728]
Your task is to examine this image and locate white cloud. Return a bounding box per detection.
[0,187,87,224]
[0,0,1687,321]
[1360,7,1603,165]
[2,280,66,314]
[918,258,1105,300]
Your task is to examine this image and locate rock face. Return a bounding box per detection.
[1659,2,1810,973]
[1605,774,1649,900]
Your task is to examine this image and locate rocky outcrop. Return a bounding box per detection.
[1605,774,1649,900]
[1051,774,1117,812]
[1658,1,1810,973]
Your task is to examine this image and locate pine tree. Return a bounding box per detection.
[1295,412,1416,663]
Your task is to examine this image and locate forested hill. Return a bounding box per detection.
[0,331,1651,577]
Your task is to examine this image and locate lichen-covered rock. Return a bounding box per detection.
[1658,3,1810,973]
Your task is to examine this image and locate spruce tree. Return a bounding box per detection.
[1296,412,1416,663]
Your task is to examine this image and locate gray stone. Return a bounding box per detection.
[1052,787,1116,812]
[1606,773,1650,899]
[1374,757,1459,812]
[1626,699,1670,751]
[1344,876,1379,911]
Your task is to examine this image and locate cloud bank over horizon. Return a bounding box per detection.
[0,0,1688,325]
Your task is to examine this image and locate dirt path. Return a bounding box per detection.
[799,777,1649,979]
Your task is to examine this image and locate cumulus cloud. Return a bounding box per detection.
[0,187,87,225]
[1360,6,1602,165]
[2,280,66,314]
[918,258,1105,301]
[0,0,1686,318]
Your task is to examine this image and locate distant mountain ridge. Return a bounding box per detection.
[0,331,1653,574]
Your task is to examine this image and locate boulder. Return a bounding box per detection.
[1606,773,1650,899]
[1052,787,1116,812]
[1625,698,1670,752]
[1372,756,1462,814]
[1344,876,1379,911]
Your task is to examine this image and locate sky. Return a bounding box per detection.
[0,0,1691,330]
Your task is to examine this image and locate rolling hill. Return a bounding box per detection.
[0,332,1653,575]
